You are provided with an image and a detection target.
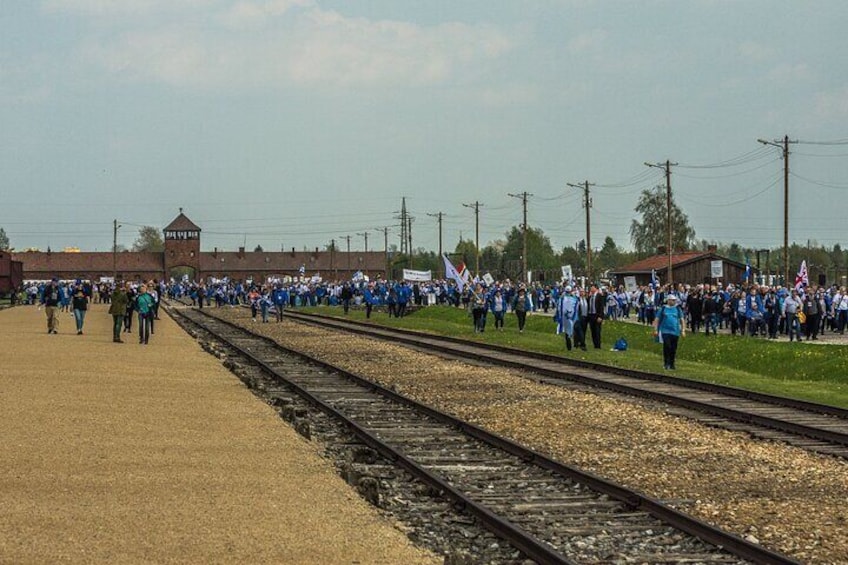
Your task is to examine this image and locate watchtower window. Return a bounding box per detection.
[165,230,199,240]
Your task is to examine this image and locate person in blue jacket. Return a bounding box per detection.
[272,284,288,322]
[653,294,686,370]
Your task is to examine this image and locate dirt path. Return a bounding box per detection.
[0,304,439,564]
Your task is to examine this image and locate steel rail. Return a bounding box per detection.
[170,304,799,565]
[282,311,848,449]
[286,310,848,418]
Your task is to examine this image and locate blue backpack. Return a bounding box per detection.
[613,337,628,351]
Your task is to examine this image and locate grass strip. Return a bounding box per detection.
[300,305,848,409]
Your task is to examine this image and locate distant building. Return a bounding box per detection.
[0,251,24,294]
[610,250,751,287]
[14,211,386,283]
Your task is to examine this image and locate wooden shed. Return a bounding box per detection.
[610,251,752,287]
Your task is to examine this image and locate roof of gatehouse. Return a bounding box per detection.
[164,209,201,233]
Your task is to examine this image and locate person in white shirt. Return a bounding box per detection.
[782,289,803,342]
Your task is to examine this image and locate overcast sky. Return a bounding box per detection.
[2,0,847,254]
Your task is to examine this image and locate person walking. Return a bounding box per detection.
[470,284,487,333]
[71,285,89,335]
[41,278,61,334]
[490,288,506,331]
[136,284,155,345]
[555,286,579,351]
[782,289,803,342]
[587,285,606,349]
[512,287,531,333]
[653,294,686,370]
[109,283,128,343]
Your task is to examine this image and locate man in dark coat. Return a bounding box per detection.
[587,285,606,349]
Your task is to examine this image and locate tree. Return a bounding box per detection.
[0,227,9,250]
[132,226,165,252]
[595,236,622,274]
[629,185,696,256]
[453,238,480,271]
[253,244,264,252]
[502,226,558,270]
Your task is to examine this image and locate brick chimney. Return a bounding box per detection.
[237,247,245,258]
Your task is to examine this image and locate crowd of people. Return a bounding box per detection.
[27,278,163,344]
[14,275,848,366]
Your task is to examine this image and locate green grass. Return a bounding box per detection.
[299,305,848,409]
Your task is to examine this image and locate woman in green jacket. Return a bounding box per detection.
[136,284,155,345]
[109,284,129,343]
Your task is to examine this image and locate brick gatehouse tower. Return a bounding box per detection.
[163,208,201,278]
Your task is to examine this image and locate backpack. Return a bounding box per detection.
[613,337,628,351]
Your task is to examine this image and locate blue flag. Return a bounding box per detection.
[743,257,751,282]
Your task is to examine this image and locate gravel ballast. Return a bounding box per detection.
[0,305,440,564]
[216,308,848,564]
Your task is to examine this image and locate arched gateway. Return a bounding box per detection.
[14,210,386,283]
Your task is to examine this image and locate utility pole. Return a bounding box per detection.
[407,216,414,269]
[380,227,390,279]
[462,201,483,276]
[645,160,678,286]
[112,219,121,280]
[508,192,532,283]
[331,238,336,279]
[398,198,408,255]
[357,231,369,253]
[342,235,352,278]
[426,212,444,263]
[758,135,797,286]
[567,181,595,282]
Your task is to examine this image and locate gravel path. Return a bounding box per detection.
[217,308,848,564]
[0,305,440,564]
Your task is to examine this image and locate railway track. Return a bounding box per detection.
[280,310,848,460]
[170,304,797,564]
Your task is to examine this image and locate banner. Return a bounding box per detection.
[795,260,808,291]
[442,254,470,292]
[482,273,495,286]
[403,269,432,282]
[624,276,638,292]
[561,265,573,281]
[710,260,723,278]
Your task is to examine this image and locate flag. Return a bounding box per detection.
[352,270,364,282]
[743,256,751,282]
[650,269,659,288]
[298,264,306,276]
[795,260,808,291]
[443,254,470,292]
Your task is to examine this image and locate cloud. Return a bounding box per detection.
[767,63,811,83]
[814,86,848,119]
[567,29,607,54]
[68,1,514,91]
[42,0,215,19]
[217,0,315,30]
[738,41,774,62]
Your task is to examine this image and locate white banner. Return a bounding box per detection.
[624,276,638,292]
[403,269,432,282]
[482,273,495,286]
[710,260,723,279]
[561,265,573,281]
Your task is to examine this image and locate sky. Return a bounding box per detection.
[2,0,848,255]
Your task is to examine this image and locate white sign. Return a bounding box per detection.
[561,265,573,281]
[482,273,495,286]
[402,269,432,282]
[624,276,638,292]
[710,260,724,279]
